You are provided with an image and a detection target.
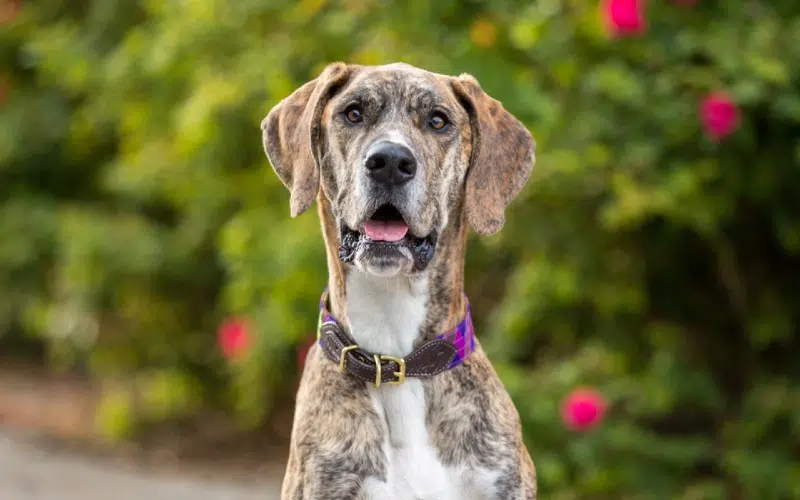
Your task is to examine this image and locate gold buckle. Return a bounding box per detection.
[379,355,406,386]
[340,347,406,388]
[373,354,382,388]
[339,345,359,372]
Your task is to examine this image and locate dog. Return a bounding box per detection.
[262,62,536,500]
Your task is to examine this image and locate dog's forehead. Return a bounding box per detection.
[345,63,455,106]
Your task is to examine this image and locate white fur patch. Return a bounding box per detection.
[345,272,454,499]
[346,271,500,499]
[345,271,428,357]
[384,130,413,151]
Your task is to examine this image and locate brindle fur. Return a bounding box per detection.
[263,62,536,499]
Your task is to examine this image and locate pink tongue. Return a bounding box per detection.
[364,219,409,242]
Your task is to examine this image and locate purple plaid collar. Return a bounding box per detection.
[317,288,476,370]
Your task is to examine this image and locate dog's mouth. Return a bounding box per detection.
[339,204,437,271]
[363,204,410,242]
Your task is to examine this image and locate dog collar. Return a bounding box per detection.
[316,289,476,387]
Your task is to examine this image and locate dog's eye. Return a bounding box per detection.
[344,105,363,124]
[428,112,449,131]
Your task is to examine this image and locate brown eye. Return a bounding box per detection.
[429,112,448,131]
[345,105,363,124]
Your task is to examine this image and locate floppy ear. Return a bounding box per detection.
[450,74,536,235]
[261,63,354,217]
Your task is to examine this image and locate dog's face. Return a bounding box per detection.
[263,63,535,278]
[320,64,472,277]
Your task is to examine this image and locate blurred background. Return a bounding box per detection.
[1,0,799,498]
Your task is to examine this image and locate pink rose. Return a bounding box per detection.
[217,318,252,361]
[561,388,608,431]
[602,0,647,38]
[700,91,739,141]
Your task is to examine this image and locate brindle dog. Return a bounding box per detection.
[262,62,536,500]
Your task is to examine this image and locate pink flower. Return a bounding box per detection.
[602,0,647,38]
[561,388,608,431]
[217,318,252,361]
[296,336,315,371]
[700,91,739,141]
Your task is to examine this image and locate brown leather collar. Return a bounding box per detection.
[318,321,459,387]
[316,289,476,387]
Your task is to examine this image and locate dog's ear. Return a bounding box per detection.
[262,63,355,217]
[450,74,536,235]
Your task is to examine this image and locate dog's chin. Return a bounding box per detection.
[354,242,414,277]
[342,231,438,277]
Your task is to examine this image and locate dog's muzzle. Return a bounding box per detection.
[338,204,437,271]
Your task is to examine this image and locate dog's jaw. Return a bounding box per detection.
[353,244,415,278]
[337,204,439,278]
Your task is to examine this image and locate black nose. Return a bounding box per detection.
[365,142,417,187]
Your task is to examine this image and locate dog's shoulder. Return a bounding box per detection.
[293,344,383,448]
[283,344,387,498]
[424,344,534,497]
[425,345,524,450]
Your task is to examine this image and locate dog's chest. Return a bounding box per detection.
[361,382,456,499]
[360,387,500,500]
[360,388,501,500]
[345,273,499,499]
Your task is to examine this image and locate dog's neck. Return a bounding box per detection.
[318,195,467,357]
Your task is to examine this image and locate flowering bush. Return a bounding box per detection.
[1,0,799,498]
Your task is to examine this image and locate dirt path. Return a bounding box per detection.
[0,432,281,500]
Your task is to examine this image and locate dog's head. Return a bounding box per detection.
[262,62,535,278]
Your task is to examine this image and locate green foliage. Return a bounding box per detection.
[1,0,799,497]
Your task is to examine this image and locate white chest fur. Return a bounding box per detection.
[345,271,503,499]
[345,272,458,499]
